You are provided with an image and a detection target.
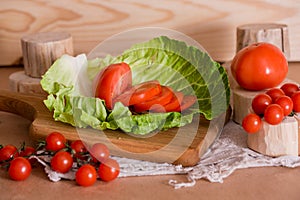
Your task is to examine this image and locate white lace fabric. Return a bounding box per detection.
[35,120,300,189]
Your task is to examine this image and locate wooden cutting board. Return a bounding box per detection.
[0,90,230,167]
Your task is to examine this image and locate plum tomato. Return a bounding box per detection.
[45,132,66,152]
[93,62,132,109]
[0,144,19,162]
[133,86,173,113]
[76,164,97,187]
[264,104,284,125]
[231,42,288,91]
[265,88,285,102]
[89,143,110,163]
[113,80,162,107]
[50,151,73,173]
[251,93,272,115]
[242,113,262,133]
[274,95,293,116]
[280,83,300,97]
[8,157,31,181]
[151,91,184,113]
[291,91,300,112]
[98,158,120,182]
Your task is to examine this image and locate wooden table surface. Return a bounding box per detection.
[1,64,300,200]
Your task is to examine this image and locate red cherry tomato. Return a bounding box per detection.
[50,151,73,173]
[231,42,288,91]
[45,132,66,152]
[251,93,272,115]
[98,158,120,182]
[0,144,19,162]
[280,83,299,97]
[264,104,284,125]
[265,88,285,102]
[93,62,132,109]
[76,164,97,187]
[291,91,300,112]
[242,113,262,133]
[274,95,293,116]
[70,140,87,160]
[8,157,31,181]
[89,143,110,163]
[175,95,197,112]
[133,86,173,113]
[114,80,162,106]
[151,92,184,113]
[19,146,35,158]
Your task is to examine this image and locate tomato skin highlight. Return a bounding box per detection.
[274,95,293,116]
[0,145,19,162]
[114,80,162,107]
[231,42,288,91]
[94,62,132,109]
[50,151,73,173]
[45,132,66,152]
[133,86,173,113]
[264,104,284,125]
[251,93,272,115]
[242,113,262,133]
[76,164,97,187]
[89,143,110,163]
[8,157,31,181]
[98,158,120,182]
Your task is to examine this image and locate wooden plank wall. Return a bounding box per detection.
[1,0,300,66]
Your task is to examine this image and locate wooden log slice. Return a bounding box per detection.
[21,32,73,78]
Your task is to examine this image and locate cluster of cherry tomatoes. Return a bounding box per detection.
[242,82,300,133]
[93,62,197,113]
[0,132,119,187]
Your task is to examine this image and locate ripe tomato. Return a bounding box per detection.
[0,144,19,162]
[19,146,35,158]
[265,88,285,102]
[151,92,184,112]
[98,158,120,182]
[113,80,162,106]
[71,140,87,160]
[274,95,293,116]
[175,95,197,112]
[133,86,173,113]
[75,164,97,187]
[242,113,262,133]
[8,157,31,181]
[50,151,73,173]
[251,93,272,115]
[89,143,110,163]
[45,132,66,152]
[231,42,288,91]
[291,91,300,112]
[264,104,284,125]
[93,62,132,109]
[281,83,300,97]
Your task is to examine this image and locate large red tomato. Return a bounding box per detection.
[93,62,132,109]
[231,43,288,91]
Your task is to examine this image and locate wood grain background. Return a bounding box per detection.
[1,0,300,66]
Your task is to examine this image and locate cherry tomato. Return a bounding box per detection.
[151,92,184,112]
[19,146,35,158]
[93,62,132,109]
[274,95,293,116]
[50,151,73,173]
[175,95,197,112]
[133,86,173,113]
[291,91,300,112]
[0,144,19,162]
[264,104,284,125]
[8,157,31,181]
[98,158,120,182]
[280,83,299,97]
[89,143,110,163]
[231,42,288,91]
[70,140,87,160]
[242,113,262,133]
[251,93,272,115]
[45,132,66,152]
[265,88,285,102]
[75,164,97,187]
[114,80,162,107]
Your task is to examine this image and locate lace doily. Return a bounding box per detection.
[35,120,300,189]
